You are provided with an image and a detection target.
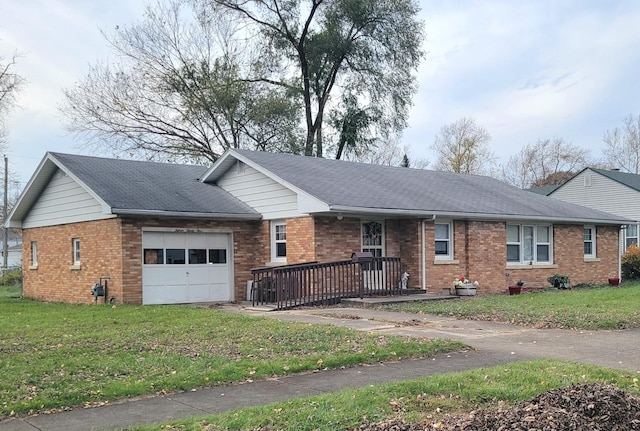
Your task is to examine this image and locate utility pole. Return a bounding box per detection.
[3,155,7,270]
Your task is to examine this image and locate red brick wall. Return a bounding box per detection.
[423,221,620,294]
[22,218,124,304]
[22,215,621,304]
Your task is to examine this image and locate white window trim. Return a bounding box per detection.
[271,220,287,263]
[506,223,553,265]
[625,223,639,249]
[434,221,453,261]
[72,238,81,265]
[30,241,38,269]
[584,225,596,259]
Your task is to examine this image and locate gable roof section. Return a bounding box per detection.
[204,149,632,225]
[588,168,640,192]
[8,153,260,227]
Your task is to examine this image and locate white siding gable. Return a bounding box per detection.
[551,169,640,221]
[22,169,114,228]
[217,162,299,219]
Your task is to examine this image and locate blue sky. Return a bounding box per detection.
[2,0,640,187]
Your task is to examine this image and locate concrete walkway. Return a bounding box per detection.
[2,304,639,431]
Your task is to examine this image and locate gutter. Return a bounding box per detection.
[111,209,262,220]
[327,205,632,226]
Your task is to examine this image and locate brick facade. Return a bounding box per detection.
[21,214,621,304]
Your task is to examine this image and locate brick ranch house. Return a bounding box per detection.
[6,149,631,305]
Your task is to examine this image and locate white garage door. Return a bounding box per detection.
[142,231,232,305]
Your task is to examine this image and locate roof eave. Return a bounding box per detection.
[111,208,262,220]
[326,205,632,225]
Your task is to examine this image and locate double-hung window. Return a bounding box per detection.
[584,226,596,258]
[506,224,551,264]
[434,222,453,260]
[271,221,287,262]
[626,224,639,249]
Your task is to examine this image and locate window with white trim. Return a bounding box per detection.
[31,241,38,266]
[271,221,287,262]
[434,222,453,260]
[584,226,596,258]
[626,224,639,249]
[506,224,552,264]
[72,238,81,265]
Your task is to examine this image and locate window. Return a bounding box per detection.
[31,241,38,266]
[584,226,596,258]
[271,221,287,262]
[209,249,227,264]
[506,224,552,264]
[144,249,164,264]
[626,224,639,249]
[166,249,186,264]
[72,238,81,265]
[434,222,453,260]
[188,249,207,264]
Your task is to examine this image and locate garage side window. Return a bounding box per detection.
[72,238,81,265]
[144,249,164,264]
[271,221,287,262]
[31,241,38,266]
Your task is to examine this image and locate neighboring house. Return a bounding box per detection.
[6,150,631,305]
[1,243,22,269]
[543,167,640,252]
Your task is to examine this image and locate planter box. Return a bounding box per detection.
[508,285,522,295]
[608,277,620,286]
[455,283,477,296]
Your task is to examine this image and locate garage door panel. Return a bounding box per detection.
[142,231,232,305]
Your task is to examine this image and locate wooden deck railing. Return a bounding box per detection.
[250,257,402,309]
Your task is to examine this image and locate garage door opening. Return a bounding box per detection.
[142,231,233,304]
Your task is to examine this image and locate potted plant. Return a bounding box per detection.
[608,277,620,286]
[453,276,478,296]
[509,279,524,295]
[547,274,570,289]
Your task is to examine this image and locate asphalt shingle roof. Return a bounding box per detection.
[590,168,640,193]
[232,149,631,223]
[50,153,259,217]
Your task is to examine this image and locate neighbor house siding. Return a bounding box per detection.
[22,169,113,229]
[217,163,298,220]
[551,169,640,221]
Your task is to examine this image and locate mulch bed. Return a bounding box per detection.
[352,383,640,430]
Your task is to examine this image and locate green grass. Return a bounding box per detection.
[132,359,640,431]
[381,283,640,330]
[0,298,466,418]
[0,284,21,298]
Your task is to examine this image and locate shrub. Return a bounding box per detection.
[547,273,570,289]
[622,245,640,280]
[0,268,22,286]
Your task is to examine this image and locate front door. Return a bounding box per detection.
[361,221,385,289]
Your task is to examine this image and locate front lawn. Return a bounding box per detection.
[0,298,466,418]
[381,283,640,330]
[133,359,640,431]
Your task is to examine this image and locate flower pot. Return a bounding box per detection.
[608,277,620,286]
[455,283,477,296]
[508,285,521,295]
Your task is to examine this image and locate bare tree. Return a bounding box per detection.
[61,0,301,163]
[431,117,494,175]
[500,138,590,189]
[0,51,25,144]
[602,115,640,173]
[346,136,428,168]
